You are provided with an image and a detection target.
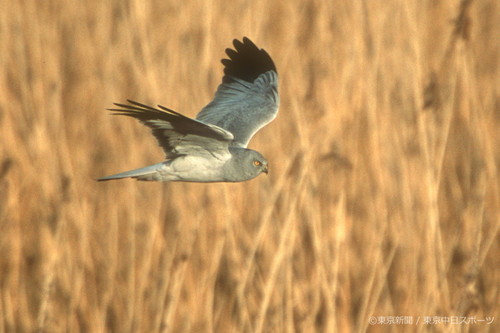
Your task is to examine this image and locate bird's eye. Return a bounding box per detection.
[253,160,262,167]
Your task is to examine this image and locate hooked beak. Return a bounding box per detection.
[263,165,269,175]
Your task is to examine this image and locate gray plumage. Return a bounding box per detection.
[97,37,278,183]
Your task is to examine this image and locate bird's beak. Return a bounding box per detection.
[263,165,269,175]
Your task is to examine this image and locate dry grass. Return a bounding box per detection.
[0,0,498,332]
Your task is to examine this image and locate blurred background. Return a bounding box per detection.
[0,0,498,332]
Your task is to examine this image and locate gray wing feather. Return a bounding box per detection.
[109,100,233,160]
[196,37,279,148]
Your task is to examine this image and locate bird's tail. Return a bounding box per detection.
[97,162,166,181]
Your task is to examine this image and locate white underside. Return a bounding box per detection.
[98,155,228,182]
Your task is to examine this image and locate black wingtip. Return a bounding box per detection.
[221,37,277,83]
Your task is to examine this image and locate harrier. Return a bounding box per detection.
[98,37,279,182]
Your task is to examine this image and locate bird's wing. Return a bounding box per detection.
[108,100,234,160]
[196,37,279,148]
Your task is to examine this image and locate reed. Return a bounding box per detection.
[0,0,498,332]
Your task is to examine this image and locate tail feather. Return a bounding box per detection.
[97,162,166,181]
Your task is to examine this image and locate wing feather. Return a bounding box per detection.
[108,100,233,159]
[196,37,279,148]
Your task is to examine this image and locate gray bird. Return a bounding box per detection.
[97,37,279,182]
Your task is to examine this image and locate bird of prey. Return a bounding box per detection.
[97,37,279,182]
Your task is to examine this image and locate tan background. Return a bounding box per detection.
[0,0,498,332]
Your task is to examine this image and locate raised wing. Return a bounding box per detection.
[196,37,279,148]
[108,100,234,159]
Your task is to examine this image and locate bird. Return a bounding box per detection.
[97,37,279,182]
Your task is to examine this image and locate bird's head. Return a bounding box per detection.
[227,148,269,181]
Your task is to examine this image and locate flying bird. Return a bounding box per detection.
[97,37,279,182]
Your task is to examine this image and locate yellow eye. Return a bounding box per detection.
[253,160,262,167]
